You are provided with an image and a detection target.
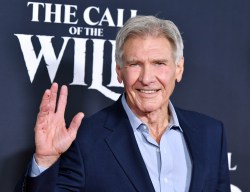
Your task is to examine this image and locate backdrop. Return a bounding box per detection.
[0,0,249,191]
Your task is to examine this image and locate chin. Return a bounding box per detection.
[139,105,160,113]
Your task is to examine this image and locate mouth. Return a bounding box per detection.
[138,89,159,94]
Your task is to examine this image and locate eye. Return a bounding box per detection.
[155,62,166,66]
[129,63,140,67]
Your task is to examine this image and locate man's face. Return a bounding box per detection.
[116,36,184,115]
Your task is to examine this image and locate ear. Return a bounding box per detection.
[175,57,184,83]
[116,64,123,83]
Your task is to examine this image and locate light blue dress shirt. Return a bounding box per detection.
[121,95,192,192]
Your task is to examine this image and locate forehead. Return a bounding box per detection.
[122,36,174,60]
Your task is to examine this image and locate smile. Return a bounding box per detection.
[138,89,159,93]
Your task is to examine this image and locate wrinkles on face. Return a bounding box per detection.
[116,36,184,122]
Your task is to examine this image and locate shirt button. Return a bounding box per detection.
[156,148,160,152]
[164,178,168,183]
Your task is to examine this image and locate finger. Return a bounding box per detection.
[36,90,51,131]
[56,85,68,115]
[49,83,58,113]
[68,112,84,140]
[39,89,50,111]
[37,104,49,123]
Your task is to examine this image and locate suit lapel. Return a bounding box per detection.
[103,100,209,191]
[104,99,155,192]
[176,108,207,191]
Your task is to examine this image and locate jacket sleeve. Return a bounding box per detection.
[15,140,85,192]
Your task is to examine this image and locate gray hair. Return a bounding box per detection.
[115,15,184,66]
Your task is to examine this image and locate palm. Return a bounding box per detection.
[34,83,84,167]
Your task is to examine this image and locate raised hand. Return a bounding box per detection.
[34,83,84,168]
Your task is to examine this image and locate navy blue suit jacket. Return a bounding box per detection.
[18,98,230,192]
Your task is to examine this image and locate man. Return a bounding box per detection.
[16,15,230,192]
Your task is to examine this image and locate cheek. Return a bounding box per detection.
[158,72,176,88]
[122,71,140,87]
[157,69,170,79]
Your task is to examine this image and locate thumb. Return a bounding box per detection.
[68,112,84,140]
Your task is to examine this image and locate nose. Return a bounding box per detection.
[139,64,155,85]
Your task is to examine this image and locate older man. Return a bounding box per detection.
[17,15,230,192]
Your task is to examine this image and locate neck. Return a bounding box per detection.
[138,107,171,144]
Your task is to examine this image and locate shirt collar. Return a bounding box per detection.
[121,94,182,132]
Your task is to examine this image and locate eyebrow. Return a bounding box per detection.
[126,58,169,64]
[151,58,169,63]
[125,58,141,64]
